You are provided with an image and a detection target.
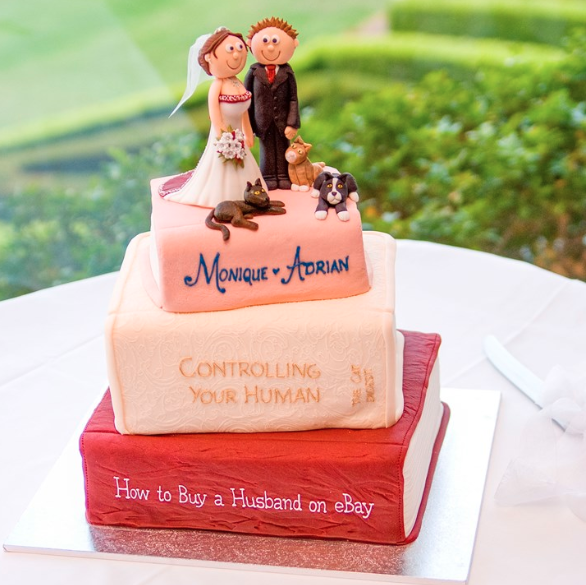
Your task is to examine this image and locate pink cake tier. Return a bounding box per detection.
[145,178,370,313]
[82,330,448,545]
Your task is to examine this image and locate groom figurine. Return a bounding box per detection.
[245,17,300,190]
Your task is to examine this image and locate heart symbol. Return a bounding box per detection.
[272,268,280,275]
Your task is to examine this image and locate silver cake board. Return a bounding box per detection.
[4,387,500,584]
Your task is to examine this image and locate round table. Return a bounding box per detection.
[2,239,586,584]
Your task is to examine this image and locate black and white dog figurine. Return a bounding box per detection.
[311,171,359,222]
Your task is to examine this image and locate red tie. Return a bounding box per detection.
[265,64,276,84]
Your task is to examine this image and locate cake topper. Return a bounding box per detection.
[244,17,300,191]
[285,137,326,191]
[159,27,268,208]
[312,171,360,222]
[205,178,286,240]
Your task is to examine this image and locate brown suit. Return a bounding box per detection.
[244,63,300,187]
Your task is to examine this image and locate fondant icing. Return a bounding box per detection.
[147,181,370,313]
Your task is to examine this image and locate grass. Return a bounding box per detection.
[1,0,385,150]
[1,0,389,193]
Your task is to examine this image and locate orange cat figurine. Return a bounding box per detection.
[285,137,325,191]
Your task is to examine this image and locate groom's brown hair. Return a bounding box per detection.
[247,17,298,41]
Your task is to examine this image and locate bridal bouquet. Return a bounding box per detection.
[215,128,246,168]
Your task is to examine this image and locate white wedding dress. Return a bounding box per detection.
[159,92,266,208]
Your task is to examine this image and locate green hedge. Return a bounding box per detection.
[1,30,585,299]
[298,33,563,85]
[2,29,564,153]
[0,133,203,298]
[390,0,586,46]
[301,29,586,278]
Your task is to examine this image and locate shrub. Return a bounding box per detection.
[0,133,201,298]
[303,29,586,278]
[2,30,586,300]
[390,0,586,47]
[297,33,563,88]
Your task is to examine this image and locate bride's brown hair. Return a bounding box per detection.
[199,27,247,75]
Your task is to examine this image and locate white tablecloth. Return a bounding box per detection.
[2,239,586,584]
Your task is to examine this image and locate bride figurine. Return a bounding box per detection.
[159,27,267,207]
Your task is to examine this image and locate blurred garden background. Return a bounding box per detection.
[1,0,586,299]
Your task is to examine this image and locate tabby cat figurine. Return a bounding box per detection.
[205,179,286,240]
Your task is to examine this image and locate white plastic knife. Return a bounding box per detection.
[483,335,545,408]
[484,336,570,430]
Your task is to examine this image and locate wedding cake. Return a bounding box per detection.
[79,18,448,545]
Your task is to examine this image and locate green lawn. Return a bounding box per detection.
[1,0,385,149]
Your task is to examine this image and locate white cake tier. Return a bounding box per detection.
[106,231,403,434]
